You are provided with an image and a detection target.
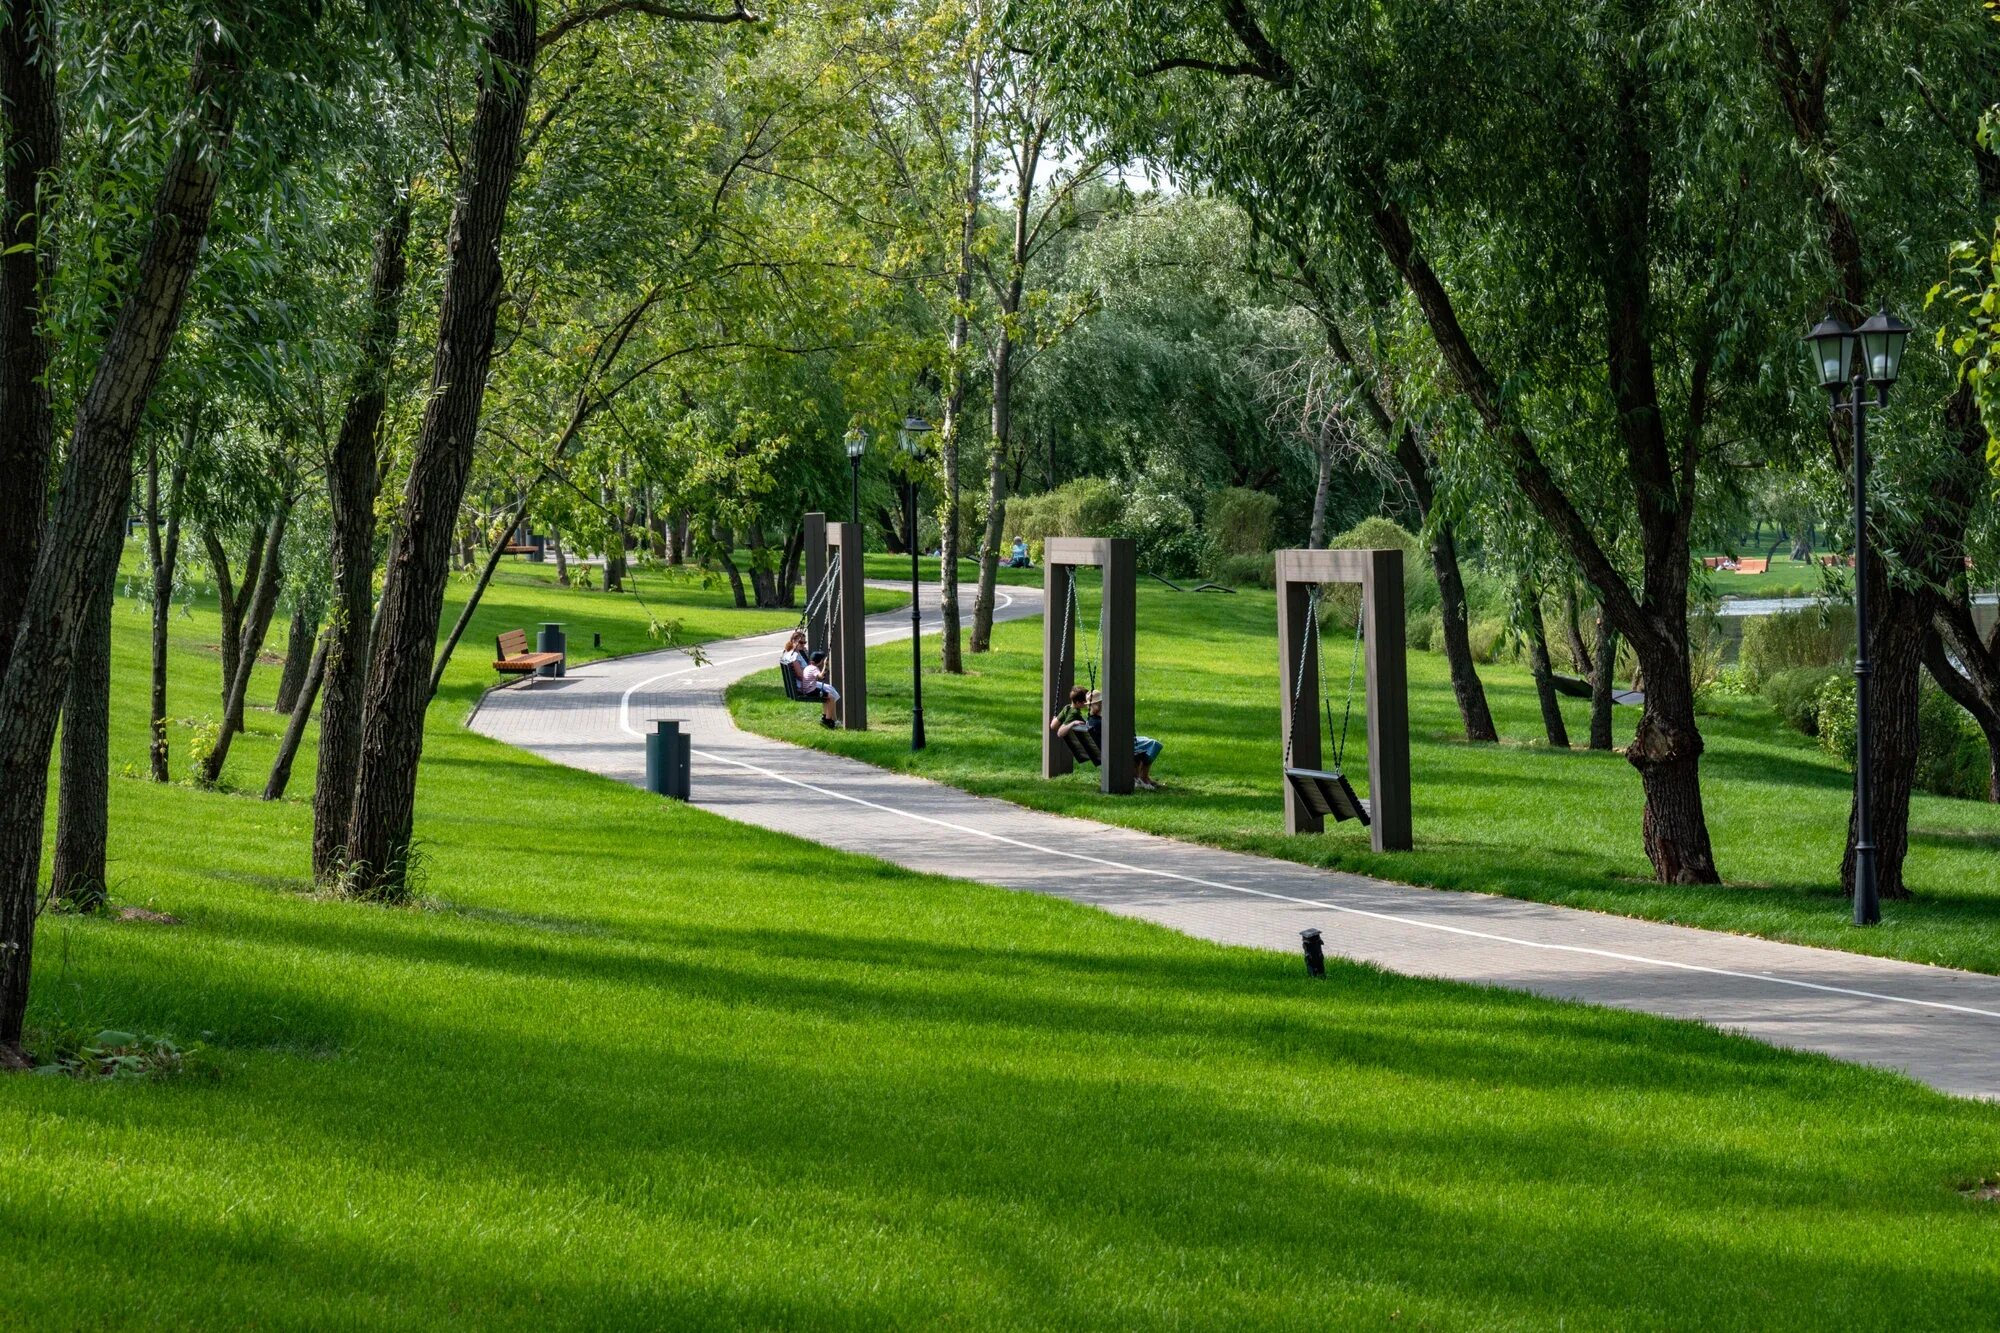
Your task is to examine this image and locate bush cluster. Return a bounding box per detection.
[1753,663,1989,801]
[1739,606,1854,688]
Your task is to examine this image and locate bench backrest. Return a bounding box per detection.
[497,629,530,660]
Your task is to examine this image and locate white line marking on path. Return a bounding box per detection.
[594,588,2000,1026]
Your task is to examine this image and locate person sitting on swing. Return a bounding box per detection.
[780,630,808,674]
[1081,689,1163,790]
[800,649,840,728]
[1049,685,1089,737]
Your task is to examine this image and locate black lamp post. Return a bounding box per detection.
[844,427,867,528]
[1803,304,1911,927]
[900,415,933,751]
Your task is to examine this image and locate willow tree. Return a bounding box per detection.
[1012,0,1804,883]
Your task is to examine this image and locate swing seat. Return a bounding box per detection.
[1284,767,1370,825]
[778,664,820,703]
[1061,726,1102,767]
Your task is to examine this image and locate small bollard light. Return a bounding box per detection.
[593,631,602,648]
[1299,927,1326,979]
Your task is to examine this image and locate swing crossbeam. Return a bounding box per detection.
[1041,537,1136,795]
[1275,548,1411,851]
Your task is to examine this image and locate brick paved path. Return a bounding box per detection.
[471,582,2000,1100]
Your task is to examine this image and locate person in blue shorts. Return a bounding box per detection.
[1082,690,1164,789]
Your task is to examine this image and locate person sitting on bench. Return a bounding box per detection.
[1006,535,1032,568]
[1080,690,1164,790]
[801,649,841,728]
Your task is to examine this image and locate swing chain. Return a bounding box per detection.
[1336,590,1364,767]
[1054,575,1097,691]
[1285,585,1321,767]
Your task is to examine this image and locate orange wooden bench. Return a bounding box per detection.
[494,628,563,680]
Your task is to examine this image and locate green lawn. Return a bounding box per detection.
[10,548,2000,1327]
[731,582,2000,975]
[860,552,1044,588]
[1696,552,1832,599]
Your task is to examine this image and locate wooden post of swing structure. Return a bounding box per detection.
[826,521,867,730]
[803,511,827,656]
[1041,536,1135,795]
[1275,547,1411,851]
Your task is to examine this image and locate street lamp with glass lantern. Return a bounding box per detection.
[1802,304,1910,926]
[844,427,868,528]
[899,416,933,751]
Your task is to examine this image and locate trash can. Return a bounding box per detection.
[645,720,691,801]
[536,622,565,678]
[528,533,547,564]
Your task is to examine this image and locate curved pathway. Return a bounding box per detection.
[472,582,2000,1100]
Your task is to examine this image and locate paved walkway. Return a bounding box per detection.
[471,583,2000,1100]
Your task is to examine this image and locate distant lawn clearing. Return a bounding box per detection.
[731,582,2000,975]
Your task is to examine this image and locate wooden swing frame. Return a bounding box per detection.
[1276,548,1412,850]
[1041,536,1137,795]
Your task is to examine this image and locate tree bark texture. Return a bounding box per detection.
[314,196,412,879]
[265,636,327,801]
[1522,581,1570,749]
[1590,609,1617,752]
[51,567,113,911]
[343,0,537,894]
[0,42,235,1049]
[935,46,985,675]
[274,600,320,714]
[147,421,191,781]
[199,498,292,784]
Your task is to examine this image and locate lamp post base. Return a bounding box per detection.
[1853,844,1881,926]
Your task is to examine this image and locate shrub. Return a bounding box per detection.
[1124,480,1209,577]
[1815,673,1855,762]
[1761,666,1842,736]
[1004,477,1126,562]
[1207,552,1275,588]
[1205,487,1280,557]
[1813,674,1989,800]
[1917,688,1991,801]
[1467,616,1511,664]
[1740,606,1854,688]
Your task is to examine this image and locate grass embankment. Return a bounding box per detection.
[1696,552,1832,599]
[8,549,2000,1326]
[732,582,2000,974]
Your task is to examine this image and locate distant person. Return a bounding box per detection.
[1081,690,1164,790]
[1006,535,1032,568]
[801,649,841,728]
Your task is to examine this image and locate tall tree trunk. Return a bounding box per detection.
[778,523,803,608]
[746,521,778,607]
[344,0,537,897]
[1308,434,1334,548]
[603,485,627,592]
[264,636,327,801]
[1432,523,1497,744]
[203,528,247,719]
[1844,582,1926,901]
[313,194,411,881]
[970,114,1045,655]
[51,568,113,912]
[0,37,235,1053]
[553,524,570,584]
[198,498,291,784]
[711,521,748,608]
[936,42,985,675]
[1561,581,1590,676]
[147,419,191,782]
[1521,579,1570,749]
[274,599,320,714]
[1590,607,1617,752]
